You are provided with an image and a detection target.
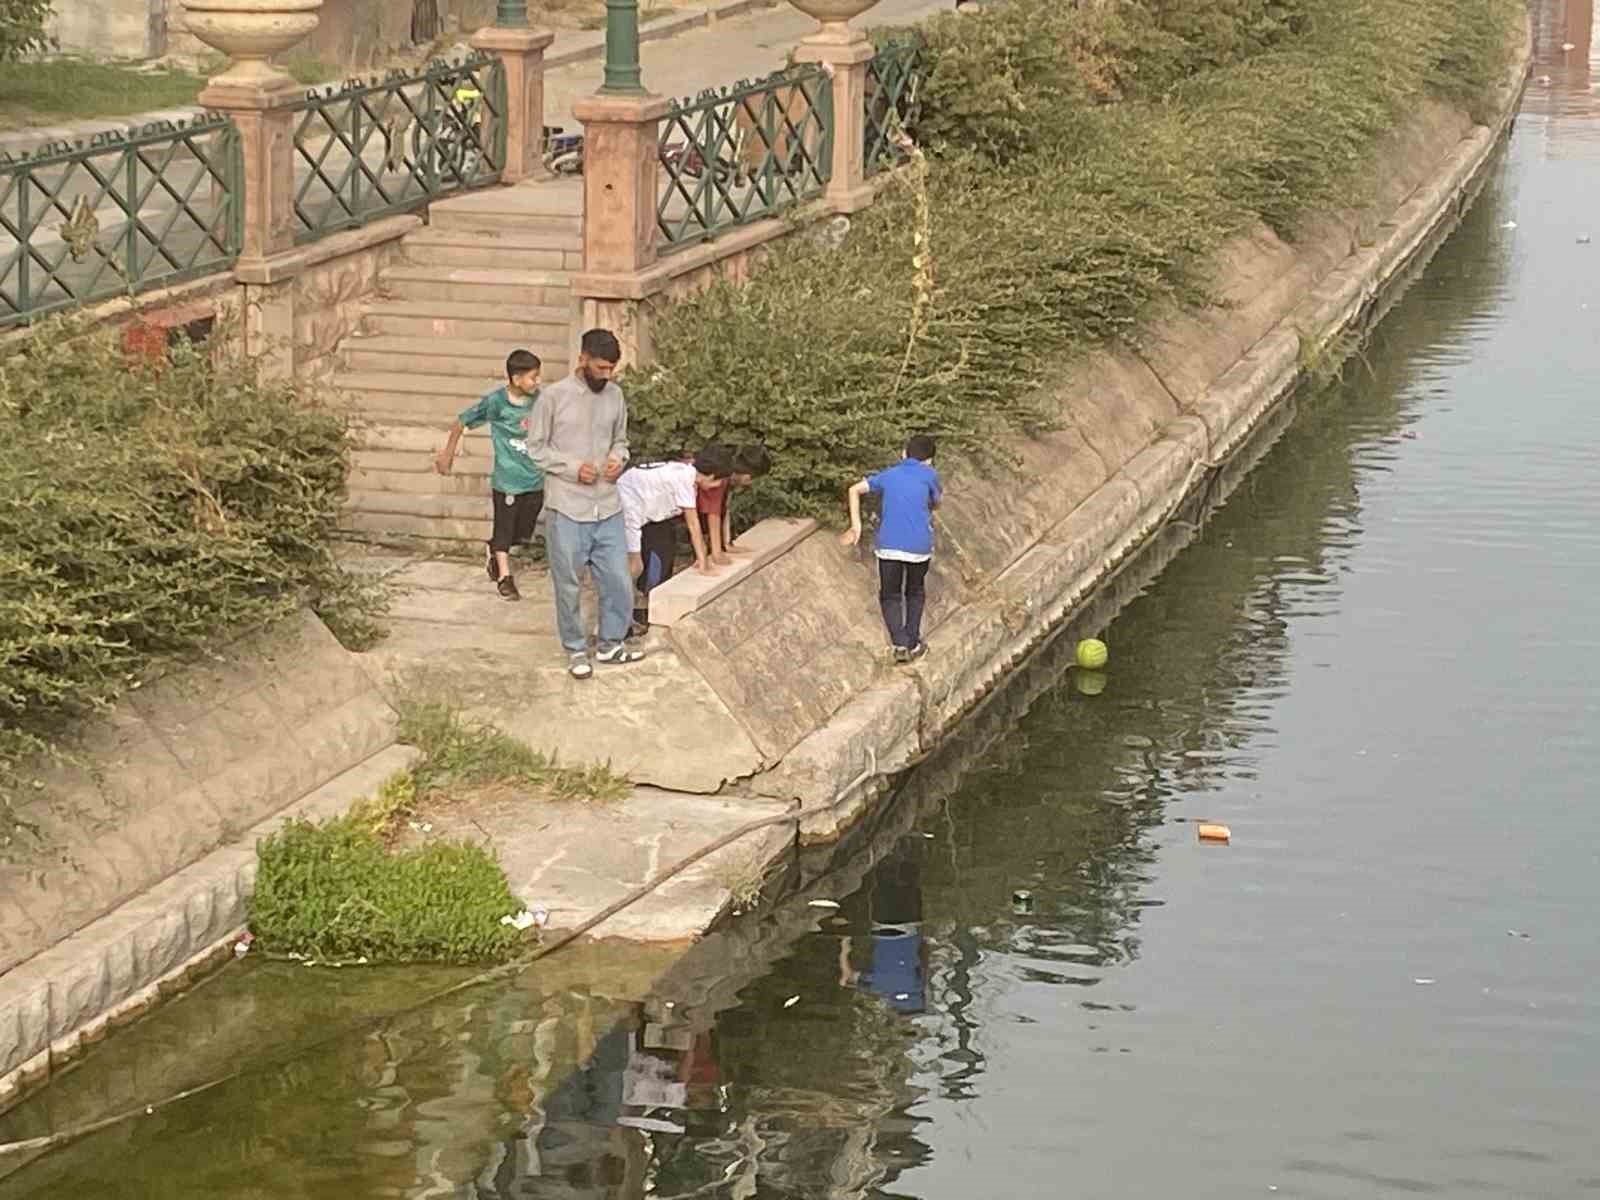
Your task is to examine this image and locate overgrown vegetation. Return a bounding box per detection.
[0,319,388,813]
[252,808,525,965]
[627,0,1520,524]
[250,684,629,964]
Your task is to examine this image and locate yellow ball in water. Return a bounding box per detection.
[1076,638,1108,670]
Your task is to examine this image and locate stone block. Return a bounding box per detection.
[648,517,816,626]
[1054,349,1180,477]
[40,947,111,1043]
[0,965,52,1076]
[1118,435,1206,519]
[125,897,195,986]
[1189,329,1301,459]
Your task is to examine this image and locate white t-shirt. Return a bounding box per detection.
[617,461,697,552]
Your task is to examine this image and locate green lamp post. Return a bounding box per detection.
[600,0,643,93]
[496,0,528,25]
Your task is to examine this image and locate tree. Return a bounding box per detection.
[0,0,55,62]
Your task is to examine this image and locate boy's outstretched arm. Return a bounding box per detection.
[839,480,870,547]
[434,420,466,475]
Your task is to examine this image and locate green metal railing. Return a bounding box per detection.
[865,35,928,176]
[290,52,507,243]
[657,65,833,251]
[0,115,242,330]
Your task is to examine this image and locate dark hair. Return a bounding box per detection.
[733,444,772,478]
[580,328,622,364]
[506,349,541,380]
[693,442,735,479]
[906,434,936,462]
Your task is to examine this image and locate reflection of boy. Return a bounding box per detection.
[837,843,926,1014]
[434,349,544,603]
[695,444,772,565]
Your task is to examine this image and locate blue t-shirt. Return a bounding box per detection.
[867,458,942,557]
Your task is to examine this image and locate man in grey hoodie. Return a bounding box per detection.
[527,328,646,680]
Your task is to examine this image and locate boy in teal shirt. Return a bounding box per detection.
[435,349,545,601]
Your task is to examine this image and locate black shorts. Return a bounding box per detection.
[489,489,544,551]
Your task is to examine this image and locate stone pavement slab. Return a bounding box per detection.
[350,551,764,793]
[407,785,795,942]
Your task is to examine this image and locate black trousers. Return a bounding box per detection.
[878,558,930,649]
[635,517,681,618]
[489,489,544,553]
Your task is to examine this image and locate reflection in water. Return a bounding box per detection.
[4,4,1599,1196]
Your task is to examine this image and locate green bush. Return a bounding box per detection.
[0,320,387,808]
[251,815,523,964]
[624,0,1519,526]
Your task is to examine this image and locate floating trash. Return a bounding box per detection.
[783,995,800,1008]
[1413,978,1436,986]
[1197,823,1232,844]
[1012,889,1035,915]
[807,899,841,909]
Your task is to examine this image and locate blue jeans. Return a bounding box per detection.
[546,511,633,655]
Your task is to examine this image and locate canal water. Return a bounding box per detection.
[4,6,1599,1196]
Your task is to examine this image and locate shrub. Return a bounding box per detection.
[251,815,523,964]
[0,319,388,810]
[623,0,1519,526]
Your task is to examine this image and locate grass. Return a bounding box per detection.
[0,60,208,130]
[0,54,333,132]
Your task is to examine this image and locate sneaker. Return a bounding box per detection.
[906,641,929,662]
[626,619,650,642]
[485,543,500,582]
[497,575,521,602]
[893,646,911,665]
[569,653,593,680]
[595,643,646,665]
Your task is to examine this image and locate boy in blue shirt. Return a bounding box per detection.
[841,434,941,664]
[434,349,544,602]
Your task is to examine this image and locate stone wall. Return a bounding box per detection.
[47,0,163,59]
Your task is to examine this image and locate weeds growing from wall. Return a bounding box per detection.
[625,0,1521,526]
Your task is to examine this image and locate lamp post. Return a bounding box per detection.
[601,0,643,93]
[496,0,528,25]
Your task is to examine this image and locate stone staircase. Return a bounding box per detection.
[337,179,585,545]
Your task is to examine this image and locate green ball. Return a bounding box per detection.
[1076,638,1108,670]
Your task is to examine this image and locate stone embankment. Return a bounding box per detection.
[0,25,1530,1108]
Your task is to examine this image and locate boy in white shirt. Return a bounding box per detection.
[618,443,736,629]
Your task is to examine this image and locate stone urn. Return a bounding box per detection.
[181,0,322,86]
[785,0,882,42]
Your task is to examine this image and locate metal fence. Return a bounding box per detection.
[657,64,833,251]
[865,35,929,176]
[290,51,507,243]
[0,115,242,330]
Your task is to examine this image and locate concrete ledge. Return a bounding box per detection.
[234,215,423,286]
[648,516,816,626]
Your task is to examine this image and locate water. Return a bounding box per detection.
[5,7,1600,1196]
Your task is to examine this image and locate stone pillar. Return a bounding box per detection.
[199,77,300,262]
[471,26,557,184]
[793,32,877,214]
[573,92,670,274]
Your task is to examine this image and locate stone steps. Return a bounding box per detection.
[403,226,584,271]
[357,299,575,344]
[380,264,573,307]
[343,335,570,380]
[335,178,585,544]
